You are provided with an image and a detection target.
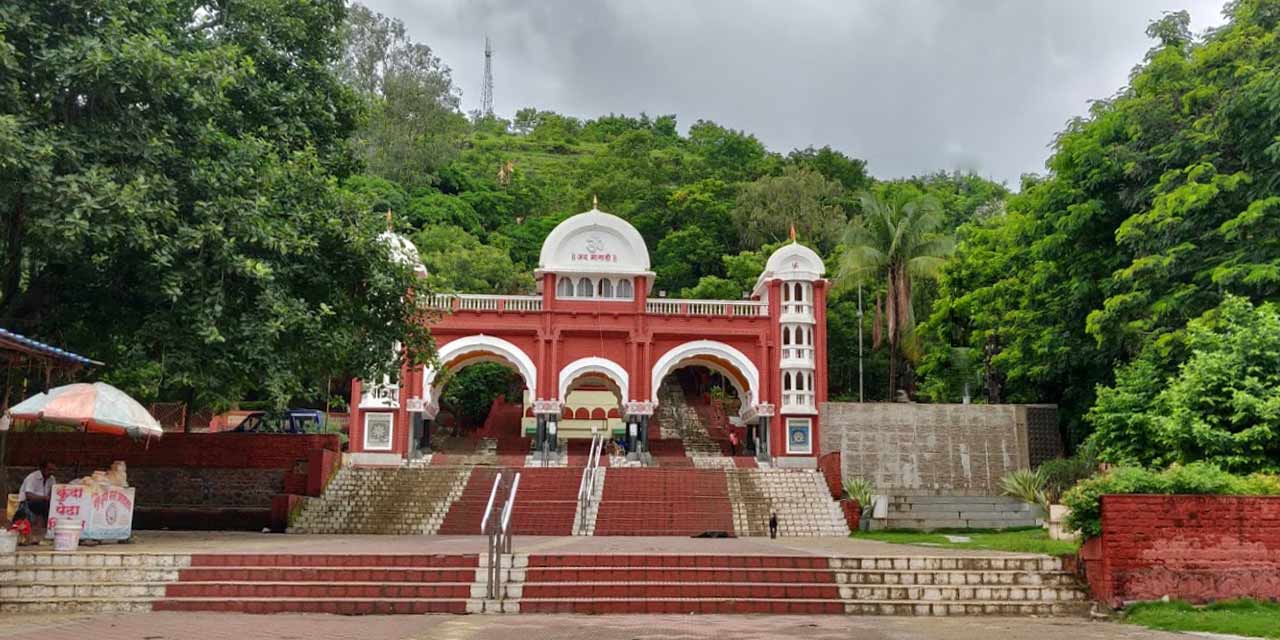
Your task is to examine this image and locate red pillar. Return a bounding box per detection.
[349,378,364,452]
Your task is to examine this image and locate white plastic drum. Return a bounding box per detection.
[53,520,82,552]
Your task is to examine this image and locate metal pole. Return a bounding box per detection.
[857,283,864,403]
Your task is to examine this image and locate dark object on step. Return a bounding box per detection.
[692,530,735,538]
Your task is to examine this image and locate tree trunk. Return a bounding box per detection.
[182,387,196,433]
[1,193,26,316]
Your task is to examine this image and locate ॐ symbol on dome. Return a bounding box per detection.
[585,236,604,253]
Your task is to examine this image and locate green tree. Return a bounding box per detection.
[1089,296,1280,473]
[0,0,429,418]
[655,225,721,293]
[414,225,533,294]
[923,0,1280,443]
[837,193,953,396]
[340,3,467,188]
[733,166,846,253]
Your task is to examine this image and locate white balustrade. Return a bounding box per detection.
[645,299,767,317]
[422,294,543,313]
[781,302,814,320]
[781,346,815,364]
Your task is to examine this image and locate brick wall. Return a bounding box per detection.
[4,432,339,470]
[1082,495,1280,607]
[3,432,339,531]
[819,402,1051,492]
[817,452,842,500]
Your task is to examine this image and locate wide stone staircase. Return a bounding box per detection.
[289,466,471,535]
[592,468,735,536]
[874,493,1044,531]
[0,551,182,613]
[2,549,1089,616]
[727,469,850,537]
[495,553,1088,615]
[654,380,727,459]
[155,553,481,614]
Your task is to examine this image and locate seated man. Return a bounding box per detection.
[18,460,56,538]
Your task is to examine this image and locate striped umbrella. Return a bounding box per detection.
[3,382,163,439]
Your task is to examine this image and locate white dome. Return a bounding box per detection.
[379,230,426,275]
[537,207,651,276]
[755,242,825,291]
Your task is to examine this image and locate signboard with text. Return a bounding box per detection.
[46,484,135,541]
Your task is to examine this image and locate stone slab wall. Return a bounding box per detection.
[1082,495,1280,607]
[819,402,1056,493]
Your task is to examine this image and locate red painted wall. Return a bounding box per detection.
[1082,495,1280,607]
[818,452,842,500]
[354,267,826,459]
[5,432,339,469]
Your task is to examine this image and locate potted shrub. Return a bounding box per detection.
[842,478,876,531]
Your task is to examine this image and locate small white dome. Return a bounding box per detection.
[537,206,651,275]
[379,230,426,275]
[755,242,825,291]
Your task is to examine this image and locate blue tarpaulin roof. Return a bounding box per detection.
[0,327,101,367]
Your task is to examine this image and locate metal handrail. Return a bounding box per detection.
[479,473,503,535]
[576,433,605,534]
[485,472,521,601]
[500,473,521,541]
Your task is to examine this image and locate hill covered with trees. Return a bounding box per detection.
[5,0,1279,469]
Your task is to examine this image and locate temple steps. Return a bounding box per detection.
[873,495,1044,531]
[498,553,1088,616]
[0,551,1089,616]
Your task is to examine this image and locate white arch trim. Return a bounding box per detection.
[423,335,537,402]
[558,356,630,403]
[650,340,760,407]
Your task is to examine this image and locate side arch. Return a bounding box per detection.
[650,340,760,407]
[558,356,630,402]
[423,335,537,402]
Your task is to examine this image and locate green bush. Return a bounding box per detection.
[1000,468,1048,511]
[1087,297,1280,474]
[1063,462,1280,538]
[843,478,875,513]
[1037,443,1101,504]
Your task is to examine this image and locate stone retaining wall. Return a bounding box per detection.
[819,402,1059,492]
[1081,495,1280,607]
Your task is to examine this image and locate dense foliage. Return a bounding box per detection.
[0,0,430,419]
[7,0,1278,466]
[923,1,1280,445]
[1090,296,1280,473]
[1062,462,1280,537]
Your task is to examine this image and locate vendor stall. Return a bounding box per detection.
[4,382,161,544]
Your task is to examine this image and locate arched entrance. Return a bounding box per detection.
[550,357,627,448]
[648,341,762,455]
[650,341,759,409]
[418,335,538,454]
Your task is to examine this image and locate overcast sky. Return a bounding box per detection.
[364,0,1230,186]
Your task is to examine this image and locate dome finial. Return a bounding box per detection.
[592,194,599,210]
[789,223,797,243]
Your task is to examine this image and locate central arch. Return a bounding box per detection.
[559,357,630,403]
[650,340,760,408]
[423,334,537,403]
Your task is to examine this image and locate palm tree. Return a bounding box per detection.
[837,193,953,398]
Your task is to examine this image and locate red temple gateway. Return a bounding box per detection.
[349,204,827,467]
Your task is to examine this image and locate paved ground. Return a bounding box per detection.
[0,613,1190,640]
[14,531,1045,558]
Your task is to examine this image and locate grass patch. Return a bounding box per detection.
[1124,599,1280,639]
[851,527,1080,556]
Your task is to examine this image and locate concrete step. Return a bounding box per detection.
[152,597,469,614]
[0,598,154,614]
[871,518,1040,531]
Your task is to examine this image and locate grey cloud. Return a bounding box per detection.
[365,0,1228,186]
